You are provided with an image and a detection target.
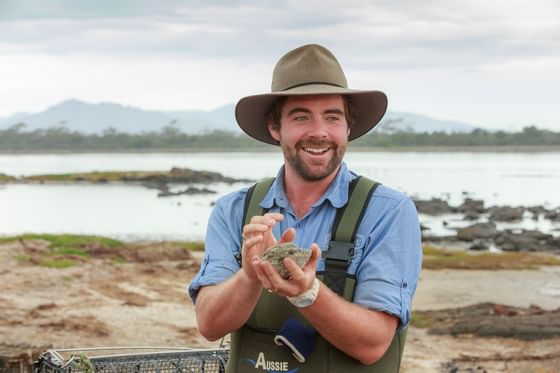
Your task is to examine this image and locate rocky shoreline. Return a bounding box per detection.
[1,235,559,372]
[0,167,252,197]
[416,197,560,255]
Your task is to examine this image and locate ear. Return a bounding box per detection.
[268,121,281,143]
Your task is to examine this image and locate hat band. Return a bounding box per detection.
[280,81,346,92]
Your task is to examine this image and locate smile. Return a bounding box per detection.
[303,147,329,155]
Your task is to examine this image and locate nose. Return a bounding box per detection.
[306,117,329,139]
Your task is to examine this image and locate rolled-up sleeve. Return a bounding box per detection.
[188,191,246,303]
[353,196,422,329]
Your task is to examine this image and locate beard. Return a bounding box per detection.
[282,139,346,181]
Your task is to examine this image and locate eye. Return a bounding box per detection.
[294,115,309,122]
[326,115,342,122]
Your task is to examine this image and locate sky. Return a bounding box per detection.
[0,0,559,131]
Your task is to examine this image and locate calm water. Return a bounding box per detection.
[1,151,559,241]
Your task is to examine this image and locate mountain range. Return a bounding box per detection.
[0,99,478,134]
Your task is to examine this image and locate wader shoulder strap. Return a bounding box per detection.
[322,176,380,298]
[236,177,275,265]
[242,177,275,226]
[240,175,380,298]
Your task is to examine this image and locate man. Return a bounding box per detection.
[189,44,422,372]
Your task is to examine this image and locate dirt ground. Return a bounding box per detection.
[1,240,559,373]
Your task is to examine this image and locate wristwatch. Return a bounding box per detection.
[287,278,320,308]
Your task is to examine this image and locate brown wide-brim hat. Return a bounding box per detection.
[235,44,388,145]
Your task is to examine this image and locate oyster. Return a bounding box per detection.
[260,242,311,279]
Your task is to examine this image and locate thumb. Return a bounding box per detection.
[279,227,296,243]
[303,244,321,270]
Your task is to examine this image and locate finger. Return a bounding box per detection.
[250,213,284,227]
[279,227,296,243]
[283,257,306,283]
[302,244,321,272]
[242,223,270,238]
[252,258,275,290]
[259,259,288,291]
[263,212,284,222]
[242,235,263,249]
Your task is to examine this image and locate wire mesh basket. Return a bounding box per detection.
[34,347,229,373]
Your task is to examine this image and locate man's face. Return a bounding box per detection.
[268,95,349,181]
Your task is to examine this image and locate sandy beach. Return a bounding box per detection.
[1,239,559,372]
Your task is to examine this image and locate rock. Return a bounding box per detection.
[158,186,216,197]
[418,302,560,340]
[463,211,480,221]
[468,241,489,251]
[495,230,556,252]
[457,222,498,241]
[488,206,525,222]
[544,208,560,222]
[457,198,486,214]
[261,243,311,279]
[527,205,549,217]
[414,198,455,215]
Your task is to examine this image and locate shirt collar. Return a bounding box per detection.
[261,161,355,210]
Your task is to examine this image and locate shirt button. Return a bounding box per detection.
[402,282,408,289]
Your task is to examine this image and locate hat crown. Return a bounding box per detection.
[271,44,348,92]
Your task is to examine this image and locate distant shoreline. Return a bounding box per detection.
[1,145,560,155]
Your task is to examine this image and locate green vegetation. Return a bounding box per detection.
[39,258,76,269]
[2,234,124,268]
[353,126,560,148]
[50,247,89,257]
[176,241,205,251]
[410,312,433,329]
[23,170,167,182]
[2,233,123,248]
[5,234,560,271]
[0,173,17,181]
[1,123,560,151]
[422,245,560,270]
[2,234,205,269]
[13,253,32,262]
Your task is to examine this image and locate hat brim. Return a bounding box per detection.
[235,84,388,145]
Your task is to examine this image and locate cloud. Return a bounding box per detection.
[2,0,559,67]
[0,0,559,128]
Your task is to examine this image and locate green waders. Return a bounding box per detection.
[227,177,407,373]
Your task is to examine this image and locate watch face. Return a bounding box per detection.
[293,296,314,308]
[288,278,319,307]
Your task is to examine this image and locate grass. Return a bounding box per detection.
[5,234,558,271]
[50,247,89,257]
[1,234,206,268]
[22,170,170,182]
[39,258,76,269]
[176,241,205,251]
[13,253,32,262]
[0,173,17,182]
[2,234,124,268]
[23,171,134,182]
[422,245,560,270]
[410,312,434,329]
[0,233,123,248]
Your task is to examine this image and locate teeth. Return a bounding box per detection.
[304,147,328,154]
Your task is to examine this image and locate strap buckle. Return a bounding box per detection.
[322,241,355,264]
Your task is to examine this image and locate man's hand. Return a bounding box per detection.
[253,243,321,297]
[241,213,292,280]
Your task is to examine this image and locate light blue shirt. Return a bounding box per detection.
[189,162,422,328]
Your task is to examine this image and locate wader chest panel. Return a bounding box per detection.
[228,176,407,372]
